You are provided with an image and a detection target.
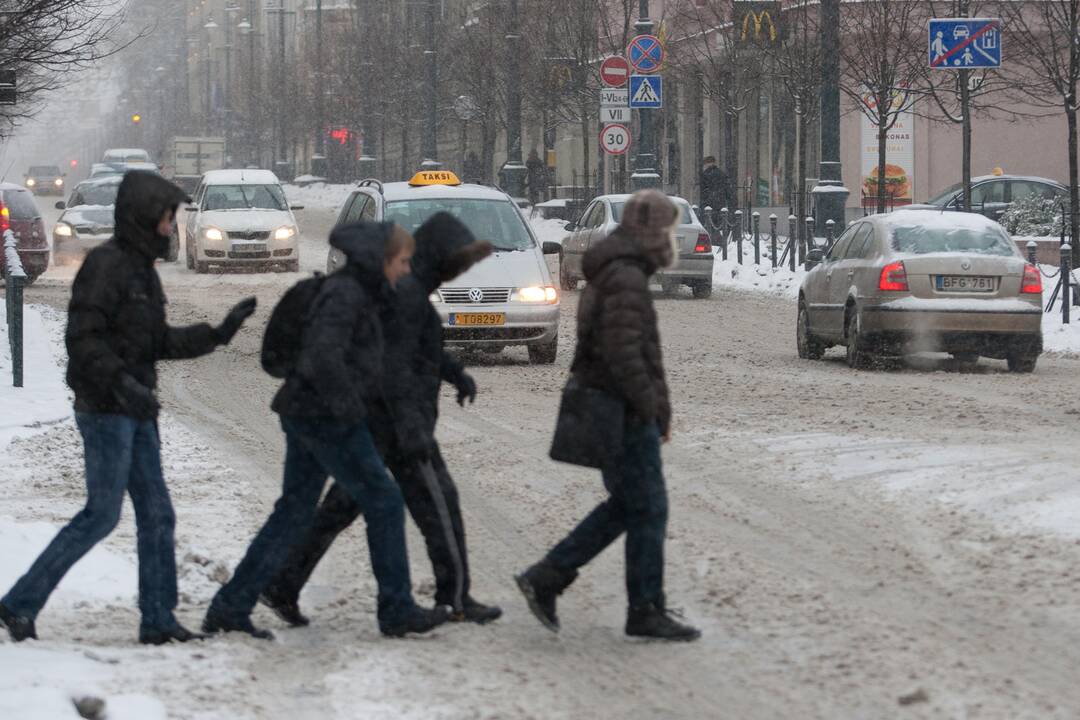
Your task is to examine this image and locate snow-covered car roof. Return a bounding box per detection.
[592,193,694,207]
[380,181,511,203]
[78,175,123,188]
[869,208,1008,233]
[202,169,280,185]
[0,182,34,192]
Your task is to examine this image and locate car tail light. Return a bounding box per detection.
[694,233,711,254]
[879,261,908,291]
[1022,263,1043,294]
[0,203,9,234]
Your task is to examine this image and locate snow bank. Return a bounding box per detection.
[0,301,72,448]
[711,241,805,299]
[281,182,354,211]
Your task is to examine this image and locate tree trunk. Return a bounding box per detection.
[960,69,972,212]
[797,112,808,252]
[877,94,888,215]
[1069,101,1079,264]
[581,106,590,200]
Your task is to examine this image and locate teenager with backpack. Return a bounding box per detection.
[203,220,447,639]
[515,190,701,641]
[260,212,501,627]
[0,171,256,644]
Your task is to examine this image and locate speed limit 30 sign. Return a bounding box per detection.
[600,124,631,155]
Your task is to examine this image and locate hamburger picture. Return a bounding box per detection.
[864,163,911,201]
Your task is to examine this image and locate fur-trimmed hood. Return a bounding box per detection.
[411,211,493,293]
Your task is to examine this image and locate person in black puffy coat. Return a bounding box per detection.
[0,171,256,645]
[515,189,701,642]
[261,212,502,625]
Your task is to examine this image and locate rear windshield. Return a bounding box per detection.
[203,184,287,211]
[385,198,535,252]
[2,190,40,219]
[890,224,1016,256]
[29,166,60,176]
[924,183,962,206]
[71,182,120,207]
[612,199,693,224]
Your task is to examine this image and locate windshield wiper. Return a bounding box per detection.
[489,244,525,252]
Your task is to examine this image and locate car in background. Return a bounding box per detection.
[185,169,301,273]
[326,171,561,363]
[0,184,48,284]
[54,174,181,263]
[89,162,124,179]
[24,165,65,196]
[102,148,151,164]
[559,193,715,298]
[797,210,1043,372]
[907,174,1066,222]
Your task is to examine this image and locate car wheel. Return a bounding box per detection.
[528,335,558,364]
[285,260,300,272]
[1007,353,1038,373]
[692,282,712,299]
[195,260,210,274]
[797,302,825,360]
[660,279,680,296]
[845,308,871,369]
[559,253,578,291]
[186,245,195,270]
[165,234,179,262]
[952,352,979,371]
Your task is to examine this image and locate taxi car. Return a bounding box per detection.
[797,210,1043,372]
[327,170,561,363]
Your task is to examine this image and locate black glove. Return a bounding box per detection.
[114,373,160,418]
[215,297,257,345]
[455,372,477,407]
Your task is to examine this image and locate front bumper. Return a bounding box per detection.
[437,303,560,347]
[196,236,299,267]
[861,301,1042,357]
[658,255,714,284]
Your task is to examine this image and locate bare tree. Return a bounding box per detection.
[1004,0,1080,261]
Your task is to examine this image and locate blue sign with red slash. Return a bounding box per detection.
[928,18,1001,69]
[627,34,664,74]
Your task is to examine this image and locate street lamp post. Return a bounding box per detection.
[812,0,849,232]
[266,0,293,176]
[314,0,326,175]
[421,0,439,168]
[238,15,257,165]
[631,0,660,190]
[501,0,526,197]
[204,15,218,135]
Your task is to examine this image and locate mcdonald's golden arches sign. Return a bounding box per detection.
[735,1,782,44]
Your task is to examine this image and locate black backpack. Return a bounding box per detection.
[261,273,327,378]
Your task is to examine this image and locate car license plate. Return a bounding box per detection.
[935,275,995,293]
[449,312,506,327]
[231,242,267,255]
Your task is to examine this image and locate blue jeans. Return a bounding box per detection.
[2,413,178,630]
[546,421,668,607]
[210,417,415,624]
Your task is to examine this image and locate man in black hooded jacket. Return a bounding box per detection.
[261,212,501,625]
[0,170,256,644]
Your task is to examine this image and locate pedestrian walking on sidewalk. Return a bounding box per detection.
[203,220,447,640]
[261,212,501,627]
[515,189,701,641]
[0,171,257,645]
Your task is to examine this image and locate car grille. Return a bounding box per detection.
[439,287,512,304]
[75,225,113,236]
[227,231,270,241]
[228,251,271,259]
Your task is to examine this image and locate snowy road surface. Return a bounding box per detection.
[4,205,1080,718]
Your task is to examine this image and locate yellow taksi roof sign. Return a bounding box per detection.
[408,170,462,187]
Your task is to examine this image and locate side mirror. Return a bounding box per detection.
[542,241,561,255]
[804,248,824,271]
[564,221,576,231]
[290,205,305,211]
[54,201,66,210]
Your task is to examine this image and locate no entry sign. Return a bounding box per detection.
[600,56,631,88]
[600,124,631,155]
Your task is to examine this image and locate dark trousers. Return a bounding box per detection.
[546,421,668,608]
[3,413,178,630]
[268,436,471,611]
[210,417,415,625]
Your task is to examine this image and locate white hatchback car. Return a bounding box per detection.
[184,169,302,273]
[327,171,561,363]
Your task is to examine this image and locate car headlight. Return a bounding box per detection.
[204,227,224,241]
[54,222,73,237]
[25,178,35,187]
[517,286,558,303]
[429,292,441,303]
[54,178,63,187]
[274,225,296,241]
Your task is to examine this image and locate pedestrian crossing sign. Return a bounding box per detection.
[629,75,662,109]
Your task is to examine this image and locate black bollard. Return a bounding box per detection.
[825,219,836,252]
[788,214,798,271]
[1063,241,1072,325]
[735,209,744,265]
[805,216,815,255]
[1027,240,1038,266]
[769,214,778,269]
[720,207,729,261]
[752,212,761,265]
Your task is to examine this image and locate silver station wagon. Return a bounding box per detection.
[797,210,1043,372]
[327,171,561,364]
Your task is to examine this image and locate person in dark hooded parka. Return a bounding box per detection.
[515,189,701,641]
[204,220,448,640]
[0,170,257,644]
[260,212,501,626]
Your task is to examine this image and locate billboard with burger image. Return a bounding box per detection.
[860,89,915,210]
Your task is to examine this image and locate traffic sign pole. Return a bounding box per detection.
[629,9,661,190]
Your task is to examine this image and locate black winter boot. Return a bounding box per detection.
[202,609,275,640]
[0,602,36,642]
[259,588,310,628]
[450,596,502,625]
[380,604,449,638]
[625,602,701,642]
[514,561,577,633]
[139,622,208,645]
